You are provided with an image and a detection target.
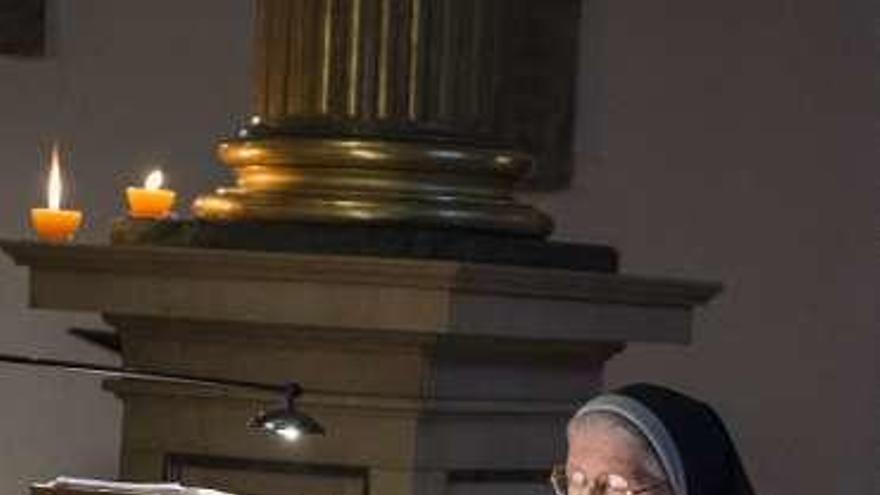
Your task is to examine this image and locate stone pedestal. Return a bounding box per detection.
[1,241,721,495]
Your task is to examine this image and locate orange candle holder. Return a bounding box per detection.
[126,170,176,219]
[31,209,83,243]
[126,188,176,219]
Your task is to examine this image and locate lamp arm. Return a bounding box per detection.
[0,352,288,395]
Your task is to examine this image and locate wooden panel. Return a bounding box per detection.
[446,482,546,495]
[166,455,367,495]
[0,0,45,57]
[446,470,549,495]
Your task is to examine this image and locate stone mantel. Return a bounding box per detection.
[0,240,720,344]
[1,239,722,495]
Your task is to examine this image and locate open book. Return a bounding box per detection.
[33,477,236,495]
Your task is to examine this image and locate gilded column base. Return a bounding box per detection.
[193,130,554,237]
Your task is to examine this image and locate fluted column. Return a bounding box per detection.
[254,0,509,129]
[194,0,582,237]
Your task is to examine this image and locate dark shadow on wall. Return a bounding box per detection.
[0,0,45,57]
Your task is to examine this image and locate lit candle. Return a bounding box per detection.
[31,145,83,243]
[126,169,176,219]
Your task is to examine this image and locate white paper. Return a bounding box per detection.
[42,477,236,495]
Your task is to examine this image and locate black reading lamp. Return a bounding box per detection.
[0,352,325,441]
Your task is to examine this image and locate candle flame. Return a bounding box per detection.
[47,144,62,210]
[145,169,164,190]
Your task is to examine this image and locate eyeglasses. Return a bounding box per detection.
[550,465,667,495]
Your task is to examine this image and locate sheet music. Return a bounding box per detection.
[40,477,235,495]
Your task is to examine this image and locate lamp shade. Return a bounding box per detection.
[249,406,325,441]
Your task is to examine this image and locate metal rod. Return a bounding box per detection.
[0,352,291,395]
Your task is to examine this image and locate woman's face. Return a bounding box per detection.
[567,421,672,495]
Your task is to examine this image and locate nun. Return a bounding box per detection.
[552,384,755,495]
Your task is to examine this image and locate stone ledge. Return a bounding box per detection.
[1,240,721,344]
[1,240,720,306]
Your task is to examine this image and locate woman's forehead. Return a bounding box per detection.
[567,422,658,481]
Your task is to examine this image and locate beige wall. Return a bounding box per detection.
[0,1,876,494]
[0,1,252,494]
[533,0,878,493]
